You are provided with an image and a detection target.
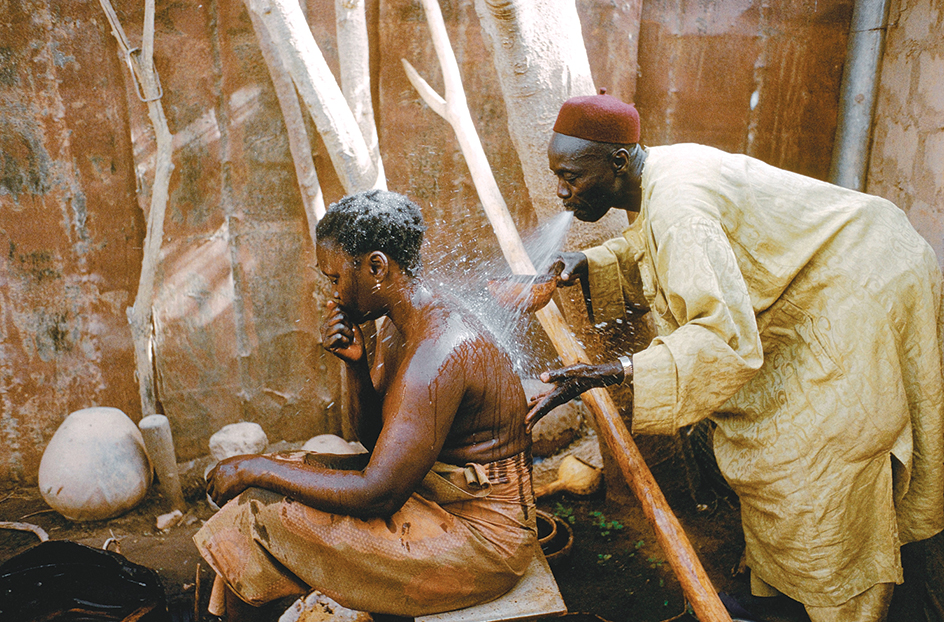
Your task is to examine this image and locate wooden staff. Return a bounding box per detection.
[99,0,173,419]
[404,1,731,620]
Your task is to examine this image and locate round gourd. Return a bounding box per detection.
[38,407,152,521]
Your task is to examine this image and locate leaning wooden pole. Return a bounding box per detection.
[335,0,385,186]
[406,1,731,620]
[100,0,174,419]
[245,0,325,238]
[246,0,384,194]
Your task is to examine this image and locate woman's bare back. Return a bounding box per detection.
[373,300,530,466]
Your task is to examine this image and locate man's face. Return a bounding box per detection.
[316,240,378,323]
[548,133,623,222]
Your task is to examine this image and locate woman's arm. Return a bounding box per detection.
[208,331,467,518]
[320,300,384,449]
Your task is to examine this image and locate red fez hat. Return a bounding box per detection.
[553,88,640,144]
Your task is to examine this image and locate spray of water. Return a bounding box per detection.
[430,212,574,375]
[527,211,575,274]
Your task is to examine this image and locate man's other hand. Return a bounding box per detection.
[525,360,624,432]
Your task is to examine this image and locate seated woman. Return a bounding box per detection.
[194,189,536,621]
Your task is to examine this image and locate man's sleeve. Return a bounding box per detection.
[631,217,764,435]
[584,233,649,324]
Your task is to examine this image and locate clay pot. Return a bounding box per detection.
[535,510,574,568]
[38,407,152,522]
[534,455,603,498]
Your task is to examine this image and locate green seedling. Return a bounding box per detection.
[553,502,576,524]
[589,510,624,538]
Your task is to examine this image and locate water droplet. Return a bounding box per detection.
[426,213,574,376]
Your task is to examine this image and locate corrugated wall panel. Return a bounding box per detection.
[636,0,853,179]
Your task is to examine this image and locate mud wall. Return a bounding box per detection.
[868,0,944,265]
[635,0,854,178]
[0,1,145,483]
[2,0,933,486]
[138,0,344,464]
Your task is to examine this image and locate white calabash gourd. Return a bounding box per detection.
[534,455,603,498]
[39,407,152,521]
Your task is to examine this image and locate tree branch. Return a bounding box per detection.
[246,0,384,193]
[336,0,385,183]
[401,59,447,119]
[404,0,531,274]
[246,1,325,235]
[100,0,174,418]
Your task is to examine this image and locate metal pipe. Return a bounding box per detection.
[829,0,891,190]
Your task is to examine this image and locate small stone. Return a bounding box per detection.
[279,590,371,622]
[302,434,367,455]
[156,509,183,530]
[209,422,268,461]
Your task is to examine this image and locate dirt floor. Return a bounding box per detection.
[540,482,810,622]
[0,430,815,622]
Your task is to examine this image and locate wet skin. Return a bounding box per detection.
[206,240,529,520]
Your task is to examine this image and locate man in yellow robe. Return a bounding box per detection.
[528,91,944,621]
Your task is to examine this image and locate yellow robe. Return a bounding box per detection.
[584,143,944,607]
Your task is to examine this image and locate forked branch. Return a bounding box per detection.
[401,0,531,274]
[99,0,173,418]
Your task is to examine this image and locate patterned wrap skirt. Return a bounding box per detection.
[193,451,537,616]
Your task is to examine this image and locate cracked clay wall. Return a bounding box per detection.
[0,1,145,484]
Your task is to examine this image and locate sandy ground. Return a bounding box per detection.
[0,430,813,622]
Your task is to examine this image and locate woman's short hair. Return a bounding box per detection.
[316,189,427,277]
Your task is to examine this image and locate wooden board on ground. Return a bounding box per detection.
[416,548,567,622]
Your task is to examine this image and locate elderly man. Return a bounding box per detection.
[528,90,944,621]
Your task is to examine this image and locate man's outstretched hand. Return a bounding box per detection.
[525,360,625,433]
[549,252,588,286]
